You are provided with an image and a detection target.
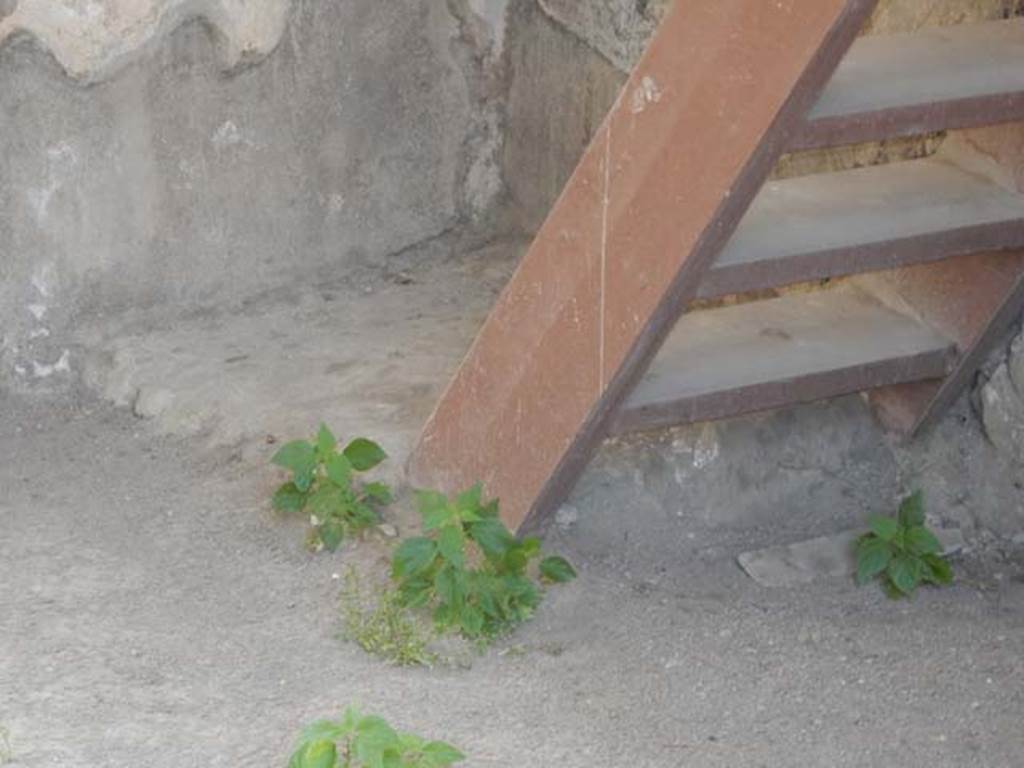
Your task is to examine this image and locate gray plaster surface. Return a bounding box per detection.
[0,0,504,394]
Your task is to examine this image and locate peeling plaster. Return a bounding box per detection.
[31,348,71,377]
[0,0,292,82]
[467,0,509,56]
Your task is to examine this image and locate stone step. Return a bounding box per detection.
[610,287,957,435]
[698,157,1024,300]
[795,19,1024,149]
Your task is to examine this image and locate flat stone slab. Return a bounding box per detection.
[738,527,965,588]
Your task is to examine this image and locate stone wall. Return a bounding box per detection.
[0,0,505,391]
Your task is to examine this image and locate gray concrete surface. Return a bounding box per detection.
[3,372,1024,767]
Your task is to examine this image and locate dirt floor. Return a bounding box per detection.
[2,243,1024,767]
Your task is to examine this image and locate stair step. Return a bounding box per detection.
[610,288,957,435]
[698,157,1024,300]
[794,19,1024,150]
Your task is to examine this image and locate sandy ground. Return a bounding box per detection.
[2,244,1024,767]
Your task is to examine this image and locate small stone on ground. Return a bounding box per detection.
[738,527,965,588]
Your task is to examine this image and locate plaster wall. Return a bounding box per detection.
[0,0,504,390]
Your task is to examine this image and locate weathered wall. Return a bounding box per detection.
[0,0,292,80]
[502,0,624,231]
[0,0,505,390]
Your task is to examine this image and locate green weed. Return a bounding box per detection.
[287,707,463,768]
[392,484,576,642]
[340,570,436,667]
[272,424,391,552]
[856,491,953,598]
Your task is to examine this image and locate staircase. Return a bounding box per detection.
[410,0,1024,531]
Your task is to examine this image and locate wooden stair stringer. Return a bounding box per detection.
[407,0,880,531]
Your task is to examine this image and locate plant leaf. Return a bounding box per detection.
[855,538,892,585]
[295,468,315,493]
[292,740,337,768]
[326,453,353,488]
[519,537,542,560]
[459,604,485,637]
[355,715,399,751]
[344,438,388,472]
[887,554,921,596]
[905,526,942,556]
[501,547,529,576]
[421,740,466,765]
[316,424,337,458]
[273,482,308,513]
[363,481,393,505]
[273,439,317,472]
[922,554,953,585]
[868,515,900,542]
[349,503,379,530]
[319,520,346,552]
[299,720,349,745]
[434,566,462,606]
[417,490,454,531]
[469,518,515,560]
[456,483,482,512]
[398,577,434,608]
[898,490,925,528]
[398,732,425,752]
[540,556,577,583]
[392,538,437,579]
[308,483,346,519]
[437,525,465,568]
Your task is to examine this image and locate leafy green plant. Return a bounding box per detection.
[272,425,392,552]
[288,707,464,768]
[340,569,437,667]
[391,484,576,641]
[856,491,953,598]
